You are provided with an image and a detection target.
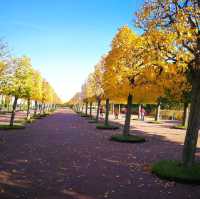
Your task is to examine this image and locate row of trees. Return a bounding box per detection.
[69,0,200,168]
[0,41,61,126]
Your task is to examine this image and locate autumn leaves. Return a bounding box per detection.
[70,0,200,172]
[0,50,61,127]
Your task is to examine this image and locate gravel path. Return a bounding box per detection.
[0,108,199,199]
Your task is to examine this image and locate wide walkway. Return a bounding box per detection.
[0,108,199,199]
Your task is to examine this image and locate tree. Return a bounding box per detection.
[2,56,34,126]
[31,70,43,115]
[136,0,200,167]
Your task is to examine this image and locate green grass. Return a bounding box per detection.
[111,134,145,143]
[25,118,36,123]
[80,114,90,118]
[173,125,186,130]
[0,124,25,130]
[148,120,162,124]
[88,120,98,123]
[33,113,50,119]
[96,124,119,130]
[152,160,200,184]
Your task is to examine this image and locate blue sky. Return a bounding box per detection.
[0,0,144,101]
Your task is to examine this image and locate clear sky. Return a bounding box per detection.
[0,0,144,102]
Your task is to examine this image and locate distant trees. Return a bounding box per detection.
[0,41,61,126]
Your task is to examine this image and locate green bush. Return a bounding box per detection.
[111,134,145,143]
[152,160,200,184]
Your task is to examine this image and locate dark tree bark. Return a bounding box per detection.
[85,101,88,116]
[155,101,161,121]
[182,102,190,127]
[123,94,133,136]
[89,102,92,118]
[96,97,101,122]
[112,104,115,115]
[10,96,18,126]
[138,104,141,120]
[26,98,31,120]
[104,98,110,126]
[39,103,42,114]
[182,72,200,167]
[42,104,45,114]
[34,100,38,115]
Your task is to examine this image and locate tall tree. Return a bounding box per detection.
[136,0,200,167]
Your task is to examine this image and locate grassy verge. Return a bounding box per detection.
[152,160,200,184]
[96,124,119,130]
[111,134,145,143]
[33,113,50,119]
[148,121,162,124]
[173,125,186,130]
[0,124,25,130]
[88,120,98,123]
[80,114,90,118]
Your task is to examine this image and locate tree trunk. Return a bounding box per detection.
[182,102,190,127]
[39,103,42,114]
[10,96,18,126]
[96,98,101,122]
[155,102,161,121]
[123,94,133,136]
[34,101,38,115]
[89,102,92,118]
[138,104,141,120]
[182,76,200,167]
[85,101,88,116]
[26,98,31,120]
[112,104,115,115]
[104,98,110,126]
[43,104,45,114]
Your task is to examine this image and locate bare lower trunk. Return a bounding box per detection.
[138,104,141,120]
[43,104,45,114]
[123,94,133,136]
[104,98,110,126]
[26,98,31,120]
[10,96,18,126]
[89,102,92,117]
[155,102,161,121]
[182,102,190,127]
[39,104,42,114]
[119,104,121,116]
[85,101,88,116]
[112,104,115,115]
[96,98,101,122]
[182,75,200,167]
[34,101,38,115]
